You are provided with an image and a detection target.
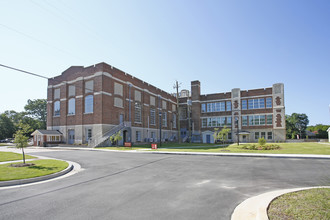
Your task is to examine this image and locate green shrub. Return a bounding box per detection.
[241,143,280,150]
[258,137,266,146]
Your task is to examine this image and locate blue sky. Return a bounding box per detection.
[1,0,329,125]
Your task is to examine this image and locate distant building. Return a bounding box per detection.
[327,127,330,142]
[46,62,286,146]
[31,130,63,147]
[178,81,286,143]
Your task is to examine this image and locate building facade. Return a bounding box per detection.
[47,62,286,146]
[47,62,178,146]
[178,81,286,143]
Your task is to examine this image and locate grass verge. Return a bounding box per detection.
[268,188,330,220]
[0,152,36,162]
[0,159,69,181]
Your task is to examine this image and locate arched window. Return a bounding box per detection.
[54,101,60,116]
[68,98,75,115]
[85,95,93,113]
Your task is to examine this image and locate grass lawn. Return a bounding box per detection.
[268,188,330,220]
[0,152,36,162]
[0,159,69,181]
[102,142,330,155]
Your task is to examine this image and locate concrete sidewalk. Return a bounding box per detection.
[231,186,330,220]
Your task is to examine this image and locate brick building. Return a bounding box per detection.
[47,62,286,146]
[47,62,178,147]
[178,81,286,143]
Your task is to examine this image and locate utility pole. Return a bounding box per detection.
[174,81,181,143]
[236,117,240,146]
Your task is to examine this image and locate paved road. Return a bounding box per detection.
[0,149,329,220]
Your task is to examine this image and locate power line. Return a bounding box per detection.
[0,63,94,93]
[0,64,49,80]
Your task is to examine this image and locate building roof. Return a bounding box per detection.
[31,130,62,136]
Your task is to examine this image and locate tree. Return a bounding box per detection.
[286,113,309,139]
[213,126,231,144]
[24,99,47,129]
[0,113,15,139]
[14,122,32,164]
[109,131,123,146]
[307,124,329,139]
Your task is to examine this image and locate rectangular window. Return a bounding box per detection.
[207,118,212,127]
[162,100,167,109]
[267,132,273,140]
[226,116,232,126]
[201,104,206,113]
[255,132,260,140]
[220,117,226,126]
[228,132,232,140]
[162,112,167,127]
[85,80,93,94]
[267,115,273,125]
[114,97,123,108]
[68,98,75,115]
[179,107,187,119]
[226,101,231,111]
[260,115,265,125]
[259,98,265,108]
[212,118,217,127]
[249,115,254,126]
[242,100,247,110]
[114,82,123,96]
[136,131,141,142]
[202,118,207,127]
[172,114,176,128]
[207,103,212,112]
[261,132,266,139]
[56,136,60,141]
[54,88,60,100]
[150,96,155,106]
[68,85,75,97]
[242,116,248,126]
[150,109,155,125]
[86,128,92,142]
[248,99,254,109]
[135,90,141,102]
[266,97,272,108]
[220,102,225,111]
[84,95,93,113]
[134,102,142,123]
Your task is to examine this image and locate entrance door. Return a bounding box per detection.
[206,134,211,144]
[242,135,247,143]
[68,130,75,144]
[119,114,124,124]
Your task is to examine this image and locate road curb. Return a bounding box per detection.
[231,186,330,220]
[0,161,74,187]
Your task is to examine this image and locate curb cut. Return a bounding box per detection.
[0,161,74,187]
[231,186,330,220]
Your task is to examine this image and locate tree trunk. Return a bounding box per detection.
[21,147,25,164]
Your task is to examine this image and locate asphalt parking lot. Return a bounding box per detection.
[0,149,329,220]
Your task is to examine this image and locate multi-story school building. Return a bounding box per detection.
[46,62,285,146]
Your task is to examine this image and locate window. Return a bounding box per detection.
[114,97,123,108]
[261,132,266,139]
[226,101,231,111]
[242,100,247,110]
[134,102,142,123]
[56,136,59,141]
[162,112,167,127]
[54,101,60,116]
[242,116,248,126]
[162,100,167,109]
[267,115,273,125]
[267,132,273,140]
[136,131,141,142]
[85,95,93,113]
[226,116,232,126]
[201,104,206,113]
[54,88,60,99]
[228,132,232,140]
[220,102,225,111]
[114,82,123,96]
[68,98,75,115]
[202,118,207,127]
[85,80,93,94]
[150,96,155,106]
[260,115,265,125]
[172,114,176,128]
[207,102,225,112]
[68,85,75,97]
[255,132,260,140]
[179,107,187,119]
[248,98,266,109]
[266,97,272,108]
[135,90,141,101]
[150,108,155,125]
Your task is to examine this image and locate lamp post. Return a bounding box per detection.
[159,111,162,147]
[128,84,132,142]
[236,117,239,146]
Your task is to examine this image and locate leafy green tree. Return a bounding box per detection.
[14,123,32,164]
[213,126,231,144]
[0,113,15,139]
[109,131,123,146]
[307,124,329,139]
[24,99,47,129]
[286,113,309,139]
[258,137,266,146]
